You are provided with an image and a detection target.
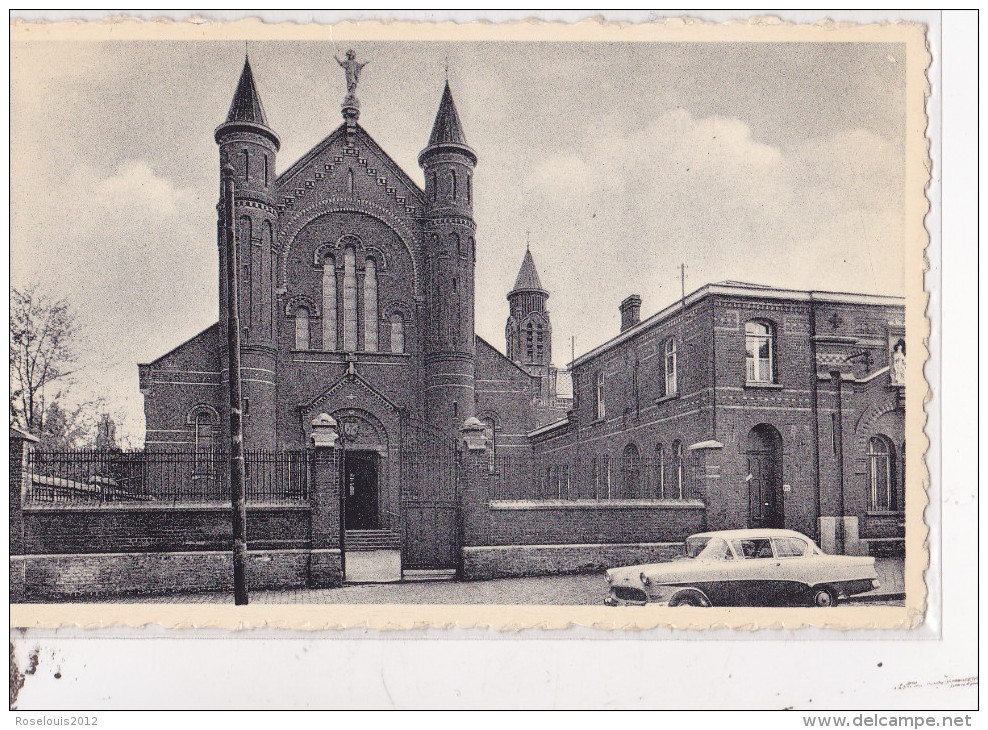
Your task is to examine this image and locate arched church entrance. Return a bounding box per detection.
[745,424,784,529]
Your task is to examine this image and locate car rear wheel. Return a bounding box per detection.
[669,590,711,607]
[810,586,838,607]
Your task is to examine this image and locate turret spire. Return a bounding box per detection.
[510,248,547,295]
[428,82,468,147]
[226,55,269,127]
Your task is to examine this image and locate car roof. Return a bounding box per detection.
[688,529,814,540]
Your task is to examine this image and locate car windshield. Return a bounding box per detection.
[690,537,733,561]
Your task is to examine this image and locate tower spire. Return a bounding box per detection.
[510,247,547,295]
[216,54,279,149]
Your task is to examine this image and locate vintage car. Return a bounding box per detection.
[604,529,880,607]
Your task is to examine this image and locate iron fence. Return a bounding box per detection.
[491,454,705,502]
[24,449,309,505]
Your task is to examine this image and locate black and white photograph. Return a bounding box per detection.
[8,8,978,715]
[9,19,931,622]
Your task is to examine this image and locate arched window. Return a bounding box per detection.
[238,216,253,324]
[241,149,249,180]
[322,256,336,350]
[672,440,684,499]
[193,410,215,476]
[622,443,641,499]
[363,258,378,352]
[342,247,357,351]
[525,322,535,360]
[449,170,457,200]
[264,154,269,186]
[655,443,666,499]
[482,416,497,471]
[664,338,678,396]
[390,312,405,354]
[867,436,896,511]
[467,171,472,204]
[745,320,775,383]
[294,306,310,350]
[347,168,355,196]
[263,221,274,339]
[432,172,438,202]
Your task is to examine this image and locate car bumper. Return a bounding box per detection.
[604,586,649,607]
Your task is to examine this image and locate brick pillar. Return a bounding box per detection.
[308,413,343,588]
[458,417,492,580]
[10,428,36,602]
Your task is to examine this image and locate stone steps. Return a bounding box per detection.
[345,529,402,552]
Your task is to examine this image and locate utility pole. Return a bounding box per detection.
[222,156,249,605]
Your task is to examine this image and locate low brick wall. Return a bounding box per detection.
[17,502,325,600]
[19,548,342,600]
[487,500,706,546]
[462,542,686,580]
[23,503,310,554]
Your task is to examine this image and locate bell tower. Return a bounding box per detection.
[506,246,555,403]
[214,55,280,450]
[418,82,478,434]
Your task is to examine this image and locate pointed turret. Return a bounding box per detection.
[215,55,279,149]
[419,81,476,167]
[419,79,478,434]
[227,56,269,125]
[214,54,280,452]
[506,246,552,375]
[428,82,468,147]
[510,248,547,295]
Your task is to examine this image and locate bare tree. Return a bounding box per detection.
[9,283,78,433]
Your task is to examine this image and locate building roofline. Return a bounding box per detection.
[527,416,570,439]
[571,282,905,368]
[142,322,219,367]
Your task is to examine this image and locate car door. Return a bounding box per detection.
[771,536,814,604]
[728,537,782,605]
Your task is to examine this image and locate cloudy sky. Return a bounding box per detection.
[10,39,907,441]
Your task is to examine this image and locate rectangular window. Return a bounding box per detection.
[664,339,677,396]
[595,371,605,420]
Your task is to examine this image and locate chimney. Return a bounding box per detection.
[620,295,642,332]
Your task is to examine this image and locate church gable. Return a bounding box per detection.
[274,125,425,223]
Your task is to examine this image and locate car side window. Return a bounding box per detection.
[773,537,809,558]
[730,538,774,559]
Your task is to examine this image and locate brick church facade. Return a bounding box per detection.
[137,57,568,568]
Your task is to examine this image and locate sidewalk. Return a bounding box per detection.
[846,556,905,602]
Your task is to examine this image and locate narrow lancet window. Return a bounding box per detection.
[363,258,378,351]
[322,256,337,350]
[343,247,357,350]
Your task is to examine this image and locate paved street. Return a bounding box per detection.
[99,573,905,606]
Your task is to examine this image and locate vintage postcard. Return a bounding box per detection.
[9,16,931,632]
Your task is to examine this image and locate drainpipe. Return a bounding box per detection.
[809,298,822,543]
[832,370,846,554]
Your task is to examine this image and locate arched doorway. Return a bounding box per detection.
[745,424,784,528]
[622,443,641,498]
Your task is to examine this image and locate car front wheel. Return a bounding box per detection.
[810,586,838,607]
[669,589,711,607]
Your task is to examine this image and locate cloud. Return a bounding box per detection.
[12,160,220,443]
[474,109,903,366]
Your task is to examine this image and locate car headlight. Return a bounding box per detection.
[640,572,651,587]
[605,572,613,584]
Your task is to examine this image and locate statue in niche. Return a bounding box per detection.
[891,339,906,385]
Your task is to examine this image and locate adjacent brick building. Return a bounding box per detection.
[529,282,906,556]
